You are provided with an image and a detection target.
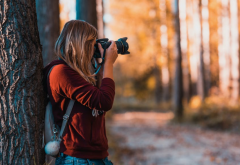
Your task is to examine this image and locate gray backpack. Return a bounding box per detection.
[44,65,75,157]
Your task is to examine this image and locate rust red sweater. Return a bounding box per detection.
[43,60,115,159]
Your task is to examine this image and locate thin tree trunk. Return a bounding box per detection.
[0,0,45,164]
[154,65,162,103]
[96,0,104,38]
[238,0,240,97]
[173,0,184,118]
[198,0,206,101]
[76,0,98,29]
[36,0,60,164]
[179,0,191,102]
[160,0,170,101]
[201,0,211,97]
[187,0,201,97]
[229,0,239,101]
[36,0,60,67]
[209,0,219,92]
[218,0,231,97]
[186,0,195,98]
[152,28,162,103]
[166,0,174,101]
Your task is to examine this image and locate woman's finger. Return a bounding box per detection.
[108,40,117,49]
[98,43,104,57]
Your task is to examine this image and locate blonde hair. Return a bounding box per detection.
[55,20,98,85]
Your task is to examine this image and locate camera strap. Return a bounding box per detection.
[93,45,107,75]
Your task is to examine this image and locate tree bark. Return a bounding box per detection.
[76,0,98,29]
[173,0,184,118]
[0,0,45,165]
[36,0,60,67]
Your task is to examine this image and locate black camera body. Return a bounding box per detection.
[93,37,130,58]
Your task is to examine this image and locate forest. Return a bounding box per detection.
[1,0,240,164]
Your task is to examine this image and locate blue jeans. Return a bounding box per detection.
[55,152,113,165]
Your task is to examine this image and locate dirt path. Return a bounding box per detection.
[108,112,240,165]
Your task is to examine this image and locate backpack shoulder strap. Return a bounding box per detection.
[58,99,75,140]
[47,65,75,141]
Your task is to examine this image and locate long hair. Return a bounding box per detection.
[55,20,98,85]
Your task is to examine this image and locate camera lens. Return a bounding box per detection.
[115,37,130,55]
[93,37,130,58]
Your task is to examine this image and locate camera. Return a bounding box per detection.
[93,37,130,58]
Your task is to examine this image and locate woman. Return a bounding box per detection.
[43,20,118,165]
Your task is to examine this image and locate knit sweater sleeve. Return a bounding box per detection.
[49,64,115,111]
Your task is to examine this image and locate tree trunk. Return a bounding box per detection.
[198,0,207,101]
[160,0,170,101]
[187,0,201,97]
[209,0,219,93]
[154,65,162,103]
[76,0,98,29]
[200,0,210,97]
[36,0,60,67]
[218,0,231,98]
[152,29,162,104]
[36,0,60,164]
[179,0,191,102]
[96,0,104,38]
[173,0,184,118]
[0,0,45,165]
[238,0,240,98]
[229,0,239,101]
[166,0,175,101]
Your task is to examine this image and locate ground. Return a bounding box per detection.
[108,112,240,165]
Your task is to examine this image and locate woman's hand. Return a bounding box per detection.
[104,40,118,65]
[97,43,104,64]
[97,40,118,80]
[97,40,118,65]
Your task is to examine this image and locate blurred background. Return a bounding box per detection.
[38,0,240,164]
